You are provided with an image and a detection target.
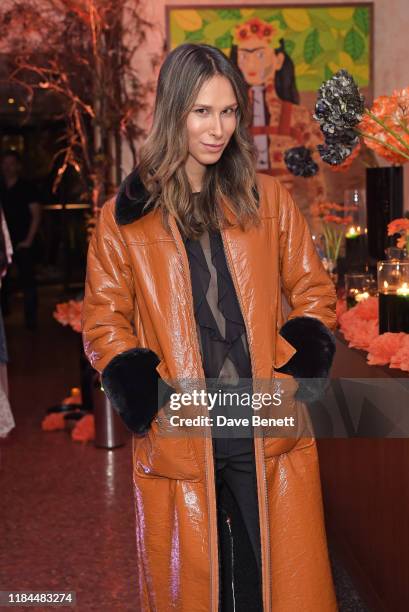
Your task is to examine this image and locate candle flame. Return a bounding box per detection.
[355,291,370,302]
[397,282,409,296]
[346,225,358,237]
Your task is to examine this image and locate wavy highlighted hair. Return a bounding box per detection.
[122,43,260,239]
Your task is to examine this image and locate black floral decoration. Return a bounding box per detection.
[314,69,365,131]
[313,69,364,166]
[284,146,318,177]
[317,142,355,165]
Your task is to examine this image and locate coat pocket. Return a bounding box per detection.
[133,413,202,482]
[273,332,297,370]
[263,369,315,458]
[262,370,300,458]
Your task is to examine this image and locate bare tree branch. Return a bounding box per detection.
[0,0,164,216]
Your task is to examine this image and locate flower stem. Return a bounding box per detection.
[398,119,409,137]
[355,129,409,161]
[364,109,409,153]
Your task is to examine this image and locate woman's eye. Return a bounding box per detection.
[195,108,236,115]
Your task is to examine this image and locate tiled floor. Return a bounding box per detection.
[0,286,369,611]
[0,287,137,611]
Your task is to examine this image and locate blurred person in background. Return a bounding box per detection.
[0,150,42,330]
[0,203,14,440]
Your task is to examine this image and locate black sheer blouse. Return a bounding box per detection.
[182,198,252,384]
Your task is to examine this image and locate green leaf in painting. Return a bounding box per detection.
[353,7,369,35]
[204,20,237,41]
[215,32,233,49]
[344,27,365,61]
[219,9,242,20]
[284,39,295,57]
[324,64,334,81]
[304,28,323,64]
[198,10,219,22]
[185,28,205,42]
[262,12,287,29]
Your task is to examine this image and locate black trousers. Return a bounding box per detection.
[213,436,263,612]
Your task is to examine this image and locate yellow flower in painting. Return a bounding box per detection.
[295,62,318,77]
[282,9,311,32]
[174,10,202,32]
[328,52,369,83]
[328,8,355,21]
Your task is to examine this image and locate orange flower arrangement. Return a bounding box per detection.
[387,217,409,251]
[71,414,95,443]
[358,87,409,165]
[310,201,354,266]
[338,297,409,371]
[41,386,95,442]
[53,299,83,333]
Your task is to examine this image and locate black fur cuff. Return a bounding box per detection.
[276,316,336,402]
[101,348,173,434]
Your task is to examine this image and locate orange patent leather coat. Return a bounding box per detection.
[82,172,338,612]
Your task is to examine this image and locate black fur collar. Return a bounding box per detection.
[115,168,260,226]
[115,169,157,226]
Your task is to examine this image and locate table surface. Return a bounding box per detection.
[332,331,407,379]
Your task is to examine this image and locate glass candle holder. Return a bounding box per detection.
[344,190,368,269]
[344,188,367,229]
[377,260,409,333]
[345,273,376,309]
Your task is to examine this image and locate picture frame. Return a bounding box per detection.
[166,4,374,228]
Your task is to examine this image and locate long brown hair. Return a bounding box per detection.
[124,43,260,239]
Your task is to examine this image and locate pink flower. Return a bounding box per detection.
[353,296,379,321]
[367,333,406,365]
[53,302,71,326]
[339,306,360,335]
[53,300,83,333]
[345,319,379,351]
[389,335,409,371]
[339,297,378,337]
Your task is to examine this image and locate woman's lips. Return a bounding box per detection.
[202,143,224,151]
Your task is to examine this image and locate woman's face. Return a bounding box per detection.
[237,39,284,86]
[185,75,238,189]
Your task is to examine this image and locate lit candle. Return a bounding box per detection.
[346,225,360,238]
[354,291,370,303]
[378,261,409,333]
[345,226,368,270]
[397,282,409,296]
[379,284,409,334]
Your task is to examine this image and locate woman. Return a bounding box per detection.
[82,43,338,612]
[0,203,14,440]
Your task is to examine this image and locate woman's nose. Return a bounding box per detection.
[209,115,223,137]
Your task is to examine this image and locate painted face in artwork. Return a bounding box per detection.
[237,37,284,86]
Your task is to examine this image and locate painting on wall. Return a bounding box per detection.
[166,4,373,228]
